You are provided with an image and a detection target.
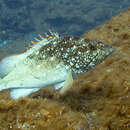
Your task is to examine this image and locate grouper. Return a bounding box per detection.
[0,32,114,99]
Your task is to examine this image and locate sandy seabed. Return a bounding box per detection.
[0,8,130,130]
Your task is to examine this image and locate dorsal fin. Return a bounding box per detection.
[31,31,58,45]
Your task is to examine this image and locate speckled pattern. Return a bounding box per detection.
[29,34,114,76]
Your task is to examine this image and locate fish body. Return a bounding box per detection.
[0,32,114,99]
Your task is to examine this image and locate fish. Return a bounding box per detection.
[0,31,114,99]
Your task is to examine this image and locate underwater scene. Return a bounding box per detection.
[0,0,130,129]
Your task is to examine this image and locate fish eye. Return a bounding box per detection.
[89,45,96,50]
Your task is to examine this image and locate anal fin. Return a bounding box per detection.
[10,88,40,99]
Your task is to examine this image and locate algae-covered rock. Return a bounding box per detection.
[0,7,130,130]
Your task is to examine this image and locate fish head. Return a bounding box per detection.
[80,39,114,71]
[69,38,114,76]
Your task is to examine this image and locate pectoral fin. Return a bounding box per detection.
[59,71,73,95]
[54,82,65,90]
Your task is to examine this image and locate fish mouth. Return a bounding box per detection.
[106,45,114,57]
[98,46,114,64]
[104,43,114,52]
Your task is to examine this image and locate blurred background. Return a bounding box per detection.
[0,0,130,57]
